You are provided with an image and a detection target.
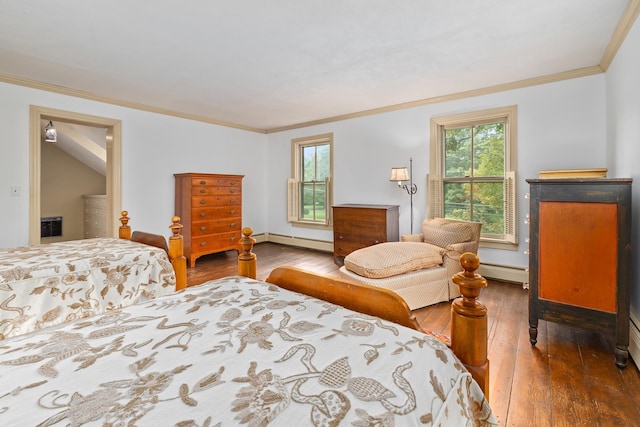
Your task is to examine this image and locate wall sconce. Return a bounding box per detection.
[44,120,57,143]
[390,157,418,233]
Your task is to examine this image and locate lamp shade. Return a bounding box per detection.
[390,167,409,182]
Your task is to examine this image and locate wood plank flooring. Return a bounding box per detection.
[187,242,640,426]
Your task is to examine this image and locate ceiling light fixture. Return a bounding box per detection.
[44,120,57,143]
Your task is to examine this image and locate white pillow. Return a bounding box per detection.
[344,242,444,279]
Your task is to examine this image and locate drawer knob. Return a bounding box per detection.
[200,212,206,217]
[230,237,236,242]
[200,180,206,185]
[200,189,206,193]
[229,223,235,227]
[200,199,206,204]
[230,189,236,193]
[230,209,236,215]
[230,199,236,204]
[338,236,343,240]
[200,242,207,247]
[200,226,206,231]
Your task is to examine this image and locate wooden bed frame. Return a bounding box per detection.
[118,211,187,291]
[240,227,490,398]
[118,219,490,397]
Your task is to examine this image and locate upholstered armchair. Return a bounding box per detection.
[338,218,482,310]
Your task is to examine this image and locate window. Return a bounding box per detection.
[429,106,517,248]
[288,133,333,228]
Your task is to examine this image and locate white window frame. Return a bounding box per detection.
[288,133,333,229]
[428,105,518,249]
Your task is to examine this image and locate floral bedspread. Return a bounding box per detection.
[0,276,496,426]
[0,238,176,339]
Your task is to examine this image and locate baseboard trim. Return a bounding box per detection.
[263,233,333,252]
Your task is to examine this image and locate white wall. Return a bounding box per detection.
[0,71,609,272]
[0,82,268,248]
[267,75,607,269]
[606,17,640,316]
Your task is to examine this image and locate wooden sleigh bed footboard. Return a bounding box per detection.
[237,227,491,398]
[118,211,187,291]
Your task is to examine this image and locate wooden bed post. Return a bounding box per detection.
[169,216,187,291]
[238,227,257,279]
[451,252,489,398]
[119,211,131,239]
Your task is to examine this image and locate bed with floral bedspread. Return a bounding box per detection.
[0,275,495,426]
[0,238,176,340]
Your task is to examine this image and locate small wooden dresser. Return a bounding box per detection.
[174,173,244,267]
[332,204,399,265]
[527,178,632,368]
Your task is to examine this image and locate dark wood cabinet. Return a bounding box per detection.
[175,173,243,268]
[527,178,632,368]
[332,204,399,265]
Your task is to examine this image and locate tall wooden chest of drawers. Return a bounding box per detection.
[174,173,244,267]
[527,178,632,368]
[332,204,399,265]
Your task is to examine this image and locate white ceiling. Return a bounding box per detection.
[0,1,634,132]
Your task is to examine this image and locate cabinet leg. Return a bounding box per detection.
[529,322,538,345]
[615,347,629,369]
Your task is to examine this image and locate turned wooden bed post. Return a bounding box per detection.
[169,216,187,291]
[238,227,257,279]
[451,252,489,398]
[119,211,131,239]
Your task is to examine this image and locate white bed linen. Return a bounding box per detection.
[0,238,176,339]
[0,276,496,426]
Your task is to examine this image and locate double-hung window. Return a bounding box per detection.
[288,133,333,228]
[429,106,518,248]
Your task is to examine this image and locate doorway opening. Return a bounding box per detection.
[29,105,122,245]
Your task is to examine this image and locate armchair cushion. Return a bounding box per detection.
[344,242,444,279]
[422,218,475,248]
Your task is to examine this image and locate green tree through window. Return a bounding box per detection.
[429,105,517,247]
[301,144,329,221]
[443,122,505,234]
[288,133,333,227]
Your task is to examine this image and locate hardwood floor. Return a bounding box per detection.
[187,242,640,426]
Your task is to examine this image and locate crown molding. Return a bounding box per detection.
[265,66,603,133]
[600,0,640,71]
[0,73,266,134]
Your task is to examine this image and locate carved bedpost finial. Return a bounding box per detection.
[168,216,187,291]
[169,215,183,238]
[451,252,489,398]
[238,227,257,279]
[119,211,131,240]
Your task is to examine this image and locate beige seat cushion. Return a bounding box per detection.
[422,218,474,248]
[344,242,444,279]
